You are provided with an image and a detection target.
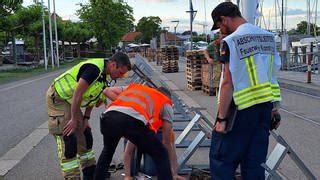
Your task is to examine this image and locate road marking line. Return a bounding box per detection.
[280,108,320,126]
[0,121,48,177]
[0,72,61,93]
[281,87,320,99]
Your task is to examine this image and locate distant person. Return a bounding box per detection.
[209,2,281,179]
[204,31,224,64]
[46,52,131,180]
[94,84,185,180]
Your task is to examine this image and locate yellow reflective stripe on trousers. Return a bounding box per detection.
[245,56,259,86]
[78,151,95,161]
[55,136,63,159]
[61,159,79,172]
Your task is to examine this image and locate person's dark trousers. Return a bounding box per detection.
[94,111,173,180]
[209,102,272,180]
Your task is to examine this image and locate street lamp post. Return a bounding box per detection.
[53,0,59,67]
[48,0,54,68]
[171,20,179,46]
[186,0,197,50]
[41,0,47,70]
[163,27,169,46]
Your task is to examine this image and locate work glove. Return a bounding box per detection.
[270,110,281,130]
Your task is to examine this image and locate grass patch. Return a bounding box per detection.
[0,59,84,85]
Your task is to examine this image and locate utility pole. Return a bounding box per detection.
[281,0,284,33]
[171,20,179,46]
[48,0,54,68]
[242,0,257,24]
[204,0,207,42]
[275,0,278,31]
[163,27,169,46]
[53,0,59,67]
[41,0,47,70]
[307,0,311,35]
[186,0,197,50]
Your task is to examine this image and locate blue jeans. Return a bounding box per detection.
[209,102,272,180]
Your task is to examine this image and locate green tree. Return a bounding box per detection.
[0,0,23,47]
[296,21,318,35]
[78,0,134,50]
[136,16,162,43]
[0,0,22,17]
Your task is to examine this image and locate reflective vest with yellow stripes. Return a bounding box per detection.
[223,23,281,110]
[107,83,173,132]
[53,59,111,107]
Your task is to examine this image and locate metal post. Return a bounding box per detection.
[41,0,47,70]
[53,0,59,67]
[307,0,311,35]
[307,42,313,83]
[12,33,16,65]
[293,46,298,65]
[275,0,278,30]
[190,0,193,50]
[171,20,179,46]
[174,27,177,46]
[48,0,54,68]
[186,0,196,50]
[242,0,257,24]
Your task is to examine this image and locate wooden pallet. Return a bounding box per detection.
[186,76,202,82]
[162,69,179,73]
[186,71,201,77]
[186,59,204,65]
[202,85,218,96]
[187,80,202,86]
[187,84,202,91]
[186,67,202,73]
[187,64,202,69]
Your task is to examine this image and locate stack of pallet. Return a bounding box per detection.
[186,50,206,91]
[161,46,179,73]
[146,48,156,62]
[156,49,162,66]
[201,61,222,96]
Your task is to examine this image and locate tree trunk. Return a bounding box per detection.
[35,36,40,62]
[62,40,65,59]
[77,42,80,58]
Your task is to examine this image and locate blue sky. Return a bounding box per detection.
[23,0,319,33]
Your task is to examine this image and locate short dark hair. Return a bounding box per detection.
[211,2,242,30]
[110,52,132,71]
[157,86,171,99]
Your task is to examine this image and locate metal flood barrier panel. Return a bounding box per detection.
[127,55,316,179]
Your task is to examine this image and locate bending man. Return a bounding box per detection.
[46,52,131,180]
[94,84,183,180]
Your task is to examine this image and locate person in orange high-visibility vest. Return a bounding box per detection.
[93,84,184,180]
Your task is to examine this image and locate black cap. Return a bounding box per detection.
[211,2,241,30]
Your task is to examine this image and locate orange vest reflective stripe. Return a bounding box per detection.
[107,83,173,132]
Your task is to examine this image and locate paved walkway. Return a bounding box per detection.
[278,70,320,96]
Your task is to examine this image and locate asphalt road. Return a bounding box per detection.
[0,58,319,179]
[0,70,64,158]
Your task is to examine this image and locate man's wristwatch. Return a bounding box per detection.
[216,117,227,122]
